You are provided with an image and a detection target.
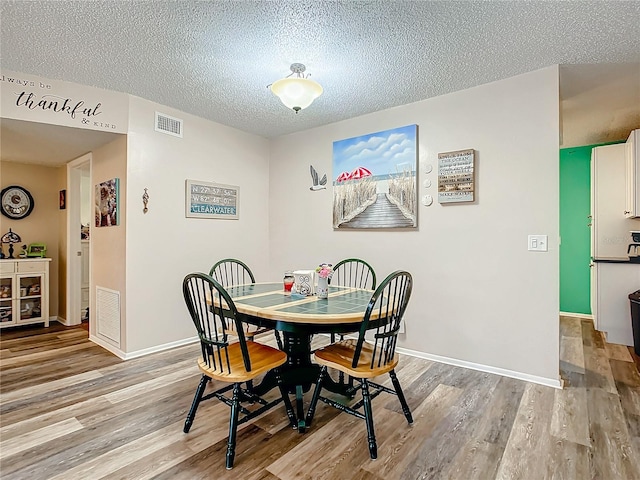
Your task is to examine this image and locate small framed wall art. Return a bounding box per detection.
[59,189,66,210]
[438,149,475,204]
[95,178,119,227]
[185,179,239,219]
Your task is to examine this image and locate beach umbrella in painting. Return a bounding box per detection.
[336,171,352,182]
[350,166,372,179]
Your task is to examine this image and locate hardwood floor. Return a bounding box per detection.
[1,317,638,479]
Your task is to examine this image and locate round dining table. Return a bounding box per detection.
[224,281,376,432]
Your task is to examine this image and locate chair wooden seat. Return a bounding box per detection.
[313,339,398,379]
[198,341,287,383]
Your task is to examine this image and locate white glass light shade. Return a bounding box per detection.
[271,77,323,112]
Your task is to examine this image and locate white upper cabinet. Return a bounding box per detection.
[592,143,636,259]
[625,129,640,218]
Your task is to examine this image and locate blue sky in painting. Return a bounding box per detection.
[332,124,417,180]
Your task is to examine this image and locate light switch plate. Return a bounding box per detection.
[528,234,548,251]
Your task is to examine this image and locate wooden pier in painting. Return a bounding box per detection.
[338,193,414,228]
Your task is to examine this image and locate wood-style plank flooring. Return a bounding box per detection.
[1,317,639,479]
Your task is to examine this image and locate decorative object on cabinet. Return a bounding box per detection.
[333,124,418,229]
[1,185,34,219]
[95,178,119,227]
[26,244,47,258]
[1,229,22,259]
[59,189,66,209]
[438,149,475,204]
[19,245,27,258]
[185,179,239,219]
[0,258,51,328]
[142,188,149,213]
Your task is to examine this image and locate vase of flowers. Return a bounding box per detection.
[315,263,333,299]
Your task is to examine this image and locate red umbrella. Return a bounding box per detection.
[350,166,372,179]
[336,171,352,182]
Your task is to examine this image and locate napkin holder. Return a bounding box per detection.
[292,270,316,296]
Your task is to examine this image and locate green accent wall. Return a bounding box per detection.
[560,146,592,314]
[559,141,623,315]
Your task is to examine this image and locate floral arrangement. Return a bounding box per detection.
[315,263,333,279]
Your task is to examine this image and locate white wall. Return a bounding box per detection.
[124,96,271,353]
[269,66,561,384]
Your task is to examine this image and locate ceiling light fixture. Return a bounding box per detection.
[270,63,323,113]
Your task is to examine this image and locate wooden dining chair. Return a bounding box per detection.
[305,270,414,460]
[209,258,283,350]
[182,273,296,469]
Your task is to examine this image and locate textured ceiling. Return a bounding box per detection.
[1,1,639,151]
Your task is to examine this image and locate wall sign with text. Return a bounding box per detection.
[0,69,128,133]
[185,179,239,219]
[438,149,475,204]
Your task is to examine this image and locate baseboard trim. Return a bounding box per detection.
[55,315,71,326]
[89,333,199,360]
[89,334,127,359]
[396,346,563,389]
[560,311,593,320]
[121,336,199,361]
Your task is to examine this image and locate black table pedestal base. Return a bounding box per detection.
[253,331,352,432]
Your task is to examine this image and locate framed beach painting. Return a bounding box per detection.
[332,124,418,229]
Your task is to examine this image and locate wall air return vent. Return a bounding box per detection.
[96,286,121,347]
[155,112,183,138]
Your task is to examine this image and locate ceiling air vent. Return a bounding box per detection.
[155,112,183,138]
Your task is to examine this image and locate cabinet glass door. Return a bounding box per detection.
[18,275,43,321]
[0,277,12,323]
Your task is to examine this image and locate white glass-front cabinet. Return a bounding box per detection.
[0,259,51,328]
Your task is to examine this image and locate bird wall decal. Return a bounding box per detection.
[309,165,327,191]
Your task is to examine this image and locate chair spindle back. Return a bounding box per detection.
[209,259,256,287]
[330,258,377,290]
[353,270,412,369]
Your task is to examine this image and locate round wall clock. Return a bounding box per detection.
[1,185,35,220]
